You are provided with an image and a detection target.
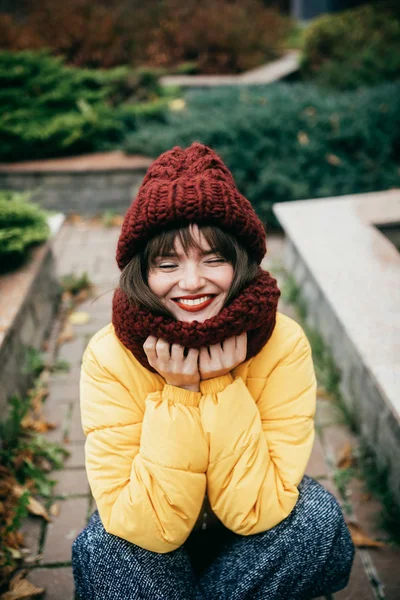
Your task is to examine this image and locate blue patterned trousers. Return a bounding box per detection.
[72,476,354,600]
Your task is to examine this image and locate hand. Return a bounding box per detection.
[199,333,247,381]
[143,336,200,392]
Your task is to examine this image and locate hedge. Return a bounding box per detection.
[0,50,174,162]
[124,82,400,228]
[0,191,50,272]
[300,2,400,90]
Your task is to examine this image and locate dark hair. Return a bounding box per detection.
[119,225,260,318]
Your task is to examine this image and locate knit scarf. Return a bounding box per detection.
[112,269,280,373]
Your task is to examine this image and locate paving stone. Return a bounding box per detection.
[315,398,345,430]
[27,567,74,599]
[320,422,358,466]
[67,404,85,442]
[20,516,42,557]
[41,498,88,564]
[346,478,400,599]
[63,442,86,468]
[54,469,90,497]
[305,434,329,479]
[46,379,80,405]
[57,336,86,367]
[42,399,70,443]
[335,550,375,599]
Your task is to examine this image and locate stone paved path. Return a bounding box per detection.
[22,223,400,599]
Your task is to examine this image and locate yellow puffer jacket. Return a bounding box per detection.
[80,312,316,553]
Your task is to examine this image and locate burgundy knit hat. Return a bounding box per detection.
[116,142,266,269]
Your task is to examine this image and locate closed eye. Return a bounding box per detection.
[158,258,226,269]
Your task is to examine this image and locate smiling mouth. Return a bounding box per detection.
[172,295,216,312]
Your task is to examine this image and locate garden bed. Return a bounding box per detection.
[0,214,64,415]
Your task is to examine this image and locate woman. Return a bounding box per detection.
[72,143,354,599]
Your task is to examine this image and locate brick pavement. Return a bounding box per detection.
[22,223,399,599]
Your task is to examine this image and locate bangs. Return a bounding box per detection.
[145,225,237,268]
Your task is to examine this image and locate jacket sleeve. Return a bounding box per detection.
[80,345,208,553]
[199,334,316,535]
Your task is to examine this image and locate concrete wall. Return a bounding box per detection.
[0,169,147,215]
[0,244,61,416]
[284,237,400,508]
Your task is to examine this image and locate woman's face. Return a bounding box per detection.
[147,224,234,323]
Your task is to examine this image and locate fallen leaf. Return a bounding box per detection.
[1,569,44,599]
[57,320,75,346]
[49,502,61,517]
[347,522,385,548]
[110,215,124,227]
[69,311,90,325]
[326,153,341,166]
[66,213,83,224]
[74,289,90,304]
[316,386,334,401]
[12,486,51,522]
[36,457,53,472]
[297,131,309,146]
[337,441,356,469]
[29,385,48,415]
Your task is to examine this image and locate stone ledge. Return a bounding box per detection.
[160,51,300,87]
[0,153,152,215]
[273,189,400,506]
[0,215,64,415]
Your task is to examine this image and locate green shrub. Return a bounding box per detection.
[0,191,50,272]
[124,82,400,228]
[0,50,172,162]
[301,2,400,89]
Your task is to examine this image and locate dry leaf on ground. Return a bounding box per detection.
[69,311,90,325]
[316,386,334,401]
[0,569,44,599]
[66,213,83,224]
[29,385,48,416]
[12,486,51,522]
[347,522,385,548]
[336,441,356,469]
[57,320,75,346]
[49,502,61,517]
[74,289,91,304]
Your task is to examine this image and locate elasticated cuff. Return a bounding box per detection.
[162,384,201,407]
[200,374,234,395]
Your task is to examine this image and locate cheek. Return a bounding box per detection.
[147,272,169,298]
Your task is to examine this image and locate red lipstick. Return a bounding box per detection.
[173,295,215,312]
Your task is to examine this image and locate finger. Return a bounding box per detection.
[171,343,184,362]
[199,346,211,367]
[143,336,157,361]
[222,337,236,353]
[185,348,199,373]
[155,338,170,360]
[236,333,247,360]
[208,342,223,363]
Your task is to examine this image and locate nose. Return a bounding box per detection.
[179,263,206,292]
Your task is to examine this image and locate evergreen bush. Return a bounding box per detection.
[124,82,400,228]
[301,2,400,89]
[0,50,171,162]
[0,191,50,272]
